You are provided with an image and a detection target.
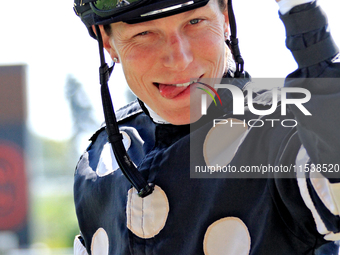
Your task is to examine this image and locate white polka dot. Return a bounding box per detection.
[295,146,309,178]
[126,185,169,239]
[96,131,131,177]
[203,217,251,255]
[203,118,248,167]
[74,235,88,255]
[91,228,109,255]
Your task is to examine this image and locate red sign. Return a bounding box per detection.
[0,141,27,230]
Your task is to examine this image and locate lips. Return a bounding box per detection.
[155,79,199,99]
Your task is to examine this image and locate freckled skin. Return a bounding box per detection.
[100,0,229,125]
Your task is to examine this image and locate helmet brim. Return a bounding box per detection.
[95,0,210,25]
[75,0,209,38]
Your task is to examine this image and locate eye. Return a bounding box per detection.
[136,31,149,36]
[189,18,202,25]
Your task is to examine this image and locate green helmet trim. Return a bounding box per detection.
[95,0,135,10]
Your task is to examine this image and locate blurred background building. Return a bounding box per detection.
[0,65,29,253]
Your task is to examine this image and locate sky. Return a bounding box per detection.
[0,0,339,141]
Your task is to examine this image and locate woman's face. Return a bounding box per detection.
[102,0,229,125]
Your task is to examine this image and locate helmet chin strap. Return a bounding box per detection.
[94,25,154,198]
[226,0,244,78]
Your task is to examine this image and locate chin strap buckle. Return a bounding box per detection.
[138,183,155,198]
[99,63,114,86]
[227,37,244,78]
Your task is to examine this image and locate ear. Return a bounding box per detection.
[221,1,230,36]
[92,25,119,60]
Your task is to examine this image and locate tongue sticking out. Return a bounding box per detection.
[158,84,188,99]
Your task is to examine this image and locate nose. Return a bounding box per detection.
[162,33,193,71]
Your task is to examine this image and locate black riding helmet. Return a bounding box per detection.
[73,0,244,198]
[74,0,210,38]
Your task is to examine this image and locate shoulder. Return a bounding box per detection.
[89,99,144,142]
[115,99,144,123]
[74,99,152,179]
